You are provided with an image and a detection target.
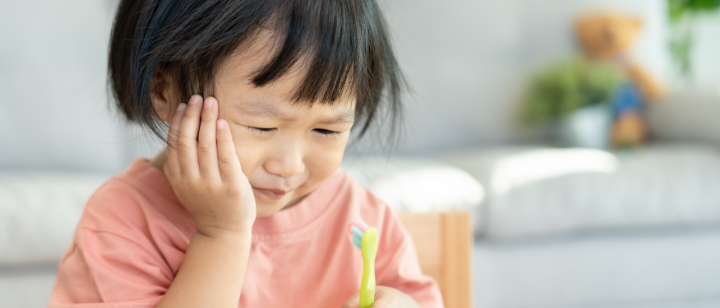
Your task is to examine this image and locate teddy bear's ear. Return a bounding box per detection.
[574,18,585,30]
[632,16,643,30]
[573,17,592,36]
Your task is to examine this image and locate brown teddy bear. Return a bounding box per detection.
[575,11,664,148]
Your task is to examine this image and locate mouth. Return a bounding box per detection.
[252,186,289,200]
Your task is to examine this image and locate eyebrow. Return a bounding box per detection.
[317,110,355,125]
[234,100,355,124]
[235,100,288,119]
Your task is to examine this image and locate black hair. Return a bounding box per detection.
[109,0,404,144]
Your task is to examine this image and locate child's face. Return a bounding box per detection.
[208,34,355,217]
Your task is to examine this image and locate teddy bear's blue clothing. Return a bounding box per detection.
[612,82,644,119]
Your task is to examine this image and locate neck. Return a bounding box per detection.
[150,148,168,172]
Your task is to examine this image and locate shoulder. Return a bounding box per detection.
[62,165,192,270]
[66,177,169,260]
[78,176,148,231]
[325,169,395,219]
[327,169,404,242]
[52,176,175,305]
[74,159,192,239]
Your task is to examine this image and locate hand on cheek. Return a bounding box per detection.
[342,286,420,308]
[164,95,257,237]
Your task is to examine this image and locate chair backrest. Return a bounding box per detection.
[397,211,472,308]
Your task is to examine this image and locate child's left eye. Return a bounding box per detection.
[313,129,340,136]
[249,127,276,134]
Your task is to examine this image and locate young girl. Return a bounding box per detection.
[49,0,443,307]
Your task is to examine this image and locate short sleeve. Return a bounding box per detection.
[48,227,171,308]
[375,206,444,308]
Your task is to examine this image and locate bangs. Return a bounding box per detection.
[254,1,373,104]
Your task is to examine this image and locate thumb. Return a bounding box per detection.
[341,290,361,308]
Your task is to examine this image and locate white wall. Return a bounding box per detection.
[0,0,129,172]
[691,14,720,90]
[4,0,716,172]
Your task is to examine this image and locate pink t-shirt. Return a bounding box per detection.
[49,158,443,308]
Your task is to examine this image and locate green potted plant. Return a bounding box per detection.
[668,0,720,79]
[520,56,625,149]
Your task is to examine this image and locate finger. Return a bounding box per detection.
[341,291,360,308]
[165,102,187,177]
[176,95,203,178]
[369,295,394,308]
[215,119,243,184]
[370,287,415,308]
[197,97,221,182]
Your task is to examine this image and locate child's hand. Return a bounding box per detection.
[342,286,420,308]
[164,95,256,237]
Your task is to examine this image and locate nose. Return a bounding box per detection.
[263,138,306,179]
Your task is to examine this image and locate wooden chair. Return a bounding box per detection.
[397,211,472,308]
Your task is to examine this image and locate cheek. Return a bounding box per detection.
[305,138,348,181]
[227,127,264,175]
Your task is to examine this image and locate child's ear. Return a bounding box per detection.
[149,67,180,122]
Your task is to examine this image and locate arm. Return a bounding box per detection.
[157,95,256,308]
[157,230,250,308]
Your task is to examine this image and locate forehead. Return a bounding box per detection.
[214,30,355,120]
[233,97,355,126]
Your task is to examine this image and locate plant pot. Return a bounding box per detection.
[560,104,612,149]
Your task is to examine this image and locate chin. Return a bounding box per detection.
[254,199,286,217]
[255,210,277,218]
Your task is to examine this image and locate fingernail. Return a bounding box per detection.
[177,103,186,111]
[189,95,201,105]
[204,98,213,109]
[217,120,225,130]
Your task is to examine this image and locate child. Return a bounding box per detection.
[48,0,443,307]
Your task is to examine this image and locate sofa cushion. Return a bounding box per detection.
[437,143,720,239]
[341,156,484,212]
[0,172,111,265]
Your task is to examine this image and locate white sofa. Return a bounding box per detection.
[430,89,720,308]
[437,143,720,308]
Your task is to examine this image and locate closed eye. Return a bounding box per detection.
[313,129,340,136]
[248,127,276,134]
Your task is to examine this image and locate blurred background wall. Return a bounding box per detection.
[0,0,124,172]
[0,0,718,168]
